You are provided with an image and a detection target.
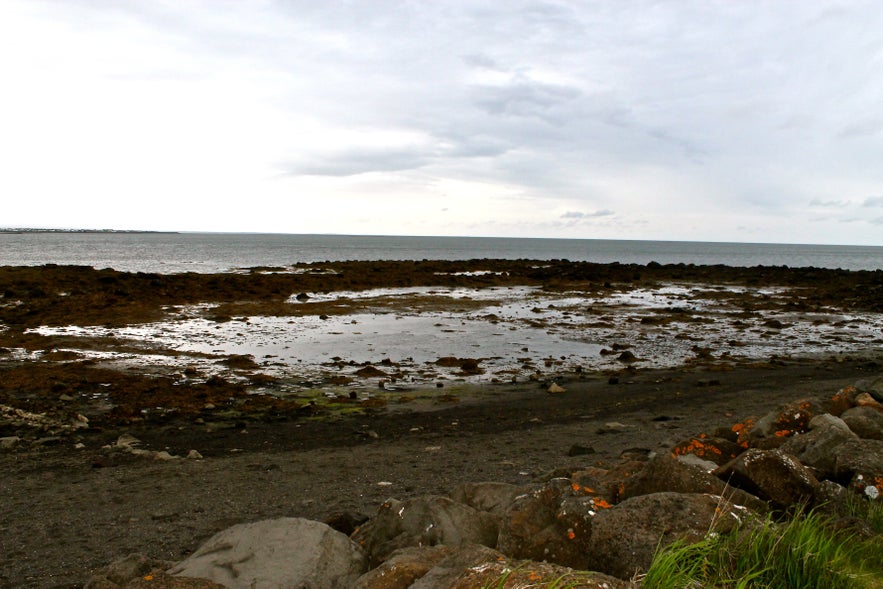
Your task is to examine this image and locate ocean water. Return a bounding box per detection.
[1,232,881,273]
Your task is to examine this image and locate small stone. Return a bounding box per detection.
[547,383,566,394]
[187,449,203,460]
[567,444,596,456]
[0,436,21,450]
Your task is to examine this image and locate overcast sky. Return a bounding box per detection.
[1,1,882,245]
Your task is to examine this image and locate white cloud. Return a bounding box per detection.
[0,0,881,244]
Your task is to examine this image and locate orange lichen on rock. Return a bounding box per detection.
[732,417,756,448]
[829,385,857,416]
[772,400,814,436]
[672,437,724,459]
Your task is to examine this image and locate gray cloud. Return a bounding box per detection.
[561,210,615,219]
[4,0,883,244]
[810,199,853,208]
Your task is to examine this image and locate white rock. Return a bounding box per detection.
[168,517,367,589]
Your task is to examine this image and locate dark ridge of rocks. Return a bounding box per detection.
[1,260,882,329]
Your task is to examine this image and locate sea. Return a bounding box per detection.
[1,232,881,274]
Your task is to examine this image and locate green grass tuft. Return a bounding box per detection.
[642,505,883,589]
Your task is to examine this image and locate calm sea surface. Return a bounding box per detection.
[1,232,881,273]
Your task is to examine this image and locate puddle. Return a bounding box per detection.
[28,282,883,387]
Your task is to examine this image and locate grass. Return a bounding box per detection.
[641,500,883,589]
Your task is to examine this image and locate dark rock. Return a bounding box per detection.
[407,544,503,589]
[841,406,883,440]
[746,398,826,444]
[714,448,820,509]
[586,492,748,580]
[324,511,370,536]
[856,376,883,403]
[568,444,596,457]
[355,365,388,378]
[353,545,459,589]
[779,414,857,478]
[448,482,531,517]
[496,478,604,569]
[619,454,766,513]
[671,436,744,466]
[449,556,632,588]
[350,496,499,567]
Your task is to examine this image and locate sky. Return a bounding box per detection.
[1,1,882,245]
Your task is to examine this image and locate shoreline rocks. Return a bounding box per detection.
[87,378,883,588]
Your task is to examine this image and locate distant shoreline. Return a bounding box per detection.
[0,228,178,234]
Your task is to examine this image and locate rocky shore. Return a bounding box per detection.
[1,261,882,586]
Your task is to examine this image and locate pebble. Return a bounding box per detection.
[0,436,21,449]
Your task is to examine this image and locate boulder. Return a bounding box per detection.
[833,438,883,477]
[619,454,766,512]
[828,385,860,416]
[832,438,883,498]
[449,557,633,588]
[570,460,646,503]
[746,399,825,445]
[670,435,744,466]
[350,496,499,567]
[353,545,458,589]
[447,481,531,517]
[586,492,749,580]
[496,478,606,569]
[714,449,820,510]
[779,414,858,478]
[408,544,504,589]
[840,406,883,440]
[167,517,367,589]
[856,376,883,403]
[855,392,883,411]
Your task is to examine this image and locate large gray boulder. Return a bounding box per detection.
[779,414,858,478]
[167,517,367,589]
[350,496,499,567]
[586,492,748,580]
[841,406,883,440]
[714,448,820,509]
